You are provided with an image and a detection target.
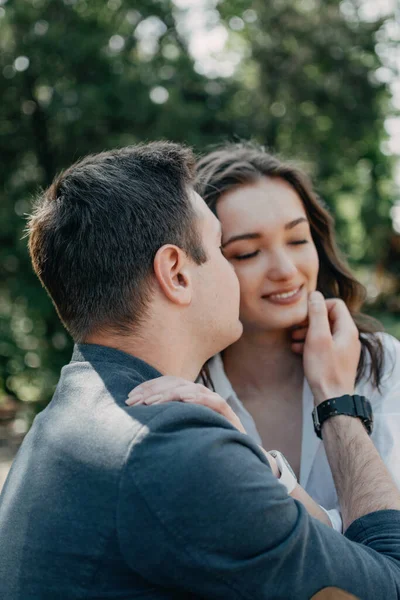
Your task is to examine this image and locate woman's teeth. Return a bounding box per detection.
[270,287,300,300]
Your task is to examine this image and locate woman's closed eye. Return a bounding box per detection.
[289,239,308,246]
[234,250,260,260]
[233,239,309,260]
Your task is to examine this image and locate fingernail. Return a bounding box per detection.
[183,394,196,400]
[125,394,143,405]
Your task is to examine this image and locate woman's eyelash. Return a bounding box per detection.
[235,250,260,260]
[234,240,308,260]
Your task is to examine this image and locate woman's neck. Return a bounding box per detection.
[222,327,304,396]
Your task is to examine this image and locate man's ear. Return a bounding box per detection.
[153,244,192,306]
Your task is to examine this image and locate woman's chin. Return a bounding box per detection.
[263,303,309,331]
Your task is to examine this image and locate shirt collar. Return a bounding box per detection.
[207,354,236,399]
[71,343,162,380]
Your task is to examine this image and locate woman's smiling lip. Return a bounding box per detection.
[262,285,304,305]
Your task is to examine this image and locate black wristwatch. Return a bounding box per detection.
[312,394,373,439]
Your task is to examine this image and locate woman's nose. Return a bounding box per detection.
[267,251,297,281]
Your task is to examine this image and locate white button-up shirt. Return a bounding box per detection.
[204,333,400,532]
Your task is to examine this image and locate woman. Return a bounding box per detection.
[127,143,400,530]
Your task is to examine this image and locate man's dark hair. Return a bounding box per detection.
[28,142,207,341]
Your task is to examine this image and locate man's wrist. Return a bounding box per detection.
[320,413,368,438]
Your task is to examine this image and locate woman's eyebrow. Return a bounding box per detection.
[222,232,261,248]
[285,217,308,230]
[222,218,308,248]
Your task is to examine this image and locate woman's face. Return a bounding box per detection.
[218,176,319,333]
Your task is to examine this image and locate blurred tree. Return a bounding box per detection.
[215,0,397,264]
[0,0,398,412]
[0,0,238,411]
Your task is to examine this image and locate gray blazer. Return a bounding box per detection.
[1,344,400,599]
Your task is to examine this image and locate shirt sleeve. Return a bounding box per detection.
[323,507,342,532]
[117,403,400,600]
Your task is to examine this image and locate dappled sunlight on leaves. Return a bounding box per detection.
[0,0,398,410]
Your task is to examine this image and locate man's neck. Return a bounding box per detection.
[85,324,203,383]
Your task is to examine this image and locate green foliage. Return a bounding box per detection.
[0,0,234,409]
[0,0,398,409]
[217,0,397,263]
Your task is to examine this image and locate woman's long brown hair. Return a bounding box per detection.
[196,142,384,389]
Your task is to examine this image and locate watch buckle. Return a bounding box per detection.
[312,407,320,431]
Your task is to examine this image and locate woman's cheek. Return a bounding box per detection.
[234,268,257,299]
[304,246,319,285]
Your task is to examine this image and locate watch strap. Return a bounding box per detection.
[312,394,373,439]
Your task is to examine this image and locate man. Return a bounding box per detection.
[0,141,400,599]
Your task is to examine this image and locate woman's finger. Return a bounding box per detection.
[291,327,307,341]
[127,377,209,404]
[143,385,201,405]
[128,382,247,434]
[128,376,187,400]
[130,375,185,393]
[291,342,305,355]
[127,383,201,405]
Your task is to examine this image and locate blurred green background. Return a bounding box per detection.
[0,0,399,422]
